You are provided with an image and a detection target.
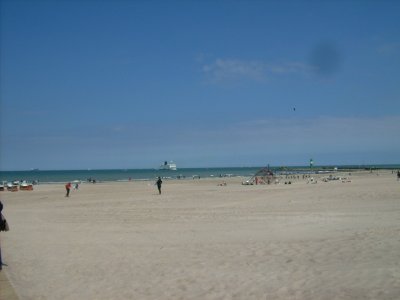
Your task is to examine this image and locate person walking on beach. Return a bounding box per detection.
[65,182,72,197]
[397,170,400,181]
[156,177,162,194]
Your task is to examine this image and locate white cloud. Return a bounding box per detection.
[202,58,314,83]
[268,62,316,74]
[202,58,266,82]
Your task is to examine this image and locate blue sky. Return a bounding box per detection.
[1,0,399,170]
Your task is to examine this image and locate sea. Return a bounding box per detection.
[0,165,399,184]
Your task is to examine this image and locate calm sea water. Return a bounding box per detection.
[0,165,399,184]
[0,167,259,183]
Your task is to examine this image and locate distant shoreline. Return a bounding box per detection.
[0,165,398,184]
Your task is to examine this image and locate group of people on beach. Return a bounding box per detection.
[65,182,80,197]
[64,177,164,197]
[62,170,400,198]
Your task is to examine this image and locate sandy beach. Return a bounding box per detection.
[1,170,399,299]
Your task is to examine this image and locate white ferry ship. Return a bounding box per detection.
[159,161,177,171]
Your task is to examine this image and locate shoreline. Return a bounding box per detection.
[1,167,398,185]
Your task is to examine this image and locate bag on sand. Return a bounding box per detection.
[0,213,9,231]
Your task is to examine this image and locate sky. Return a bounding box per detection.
[1,0,399,170]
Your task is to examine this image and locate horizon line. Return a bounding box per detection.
[1,163,400,172]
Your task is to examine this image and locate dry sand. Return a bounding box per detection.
[1,171,399,299]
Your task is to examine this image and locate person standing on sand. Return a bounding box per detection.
[0,200,3,270]
[65,182,72,197]
[156,177,162,194]
[0,200,8,270]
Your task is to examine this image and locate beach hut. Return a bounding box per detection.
[7,183,18,192]
[20,182,34,191]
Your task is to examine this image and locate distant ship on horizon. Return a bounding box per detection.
[159,161,177,171]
